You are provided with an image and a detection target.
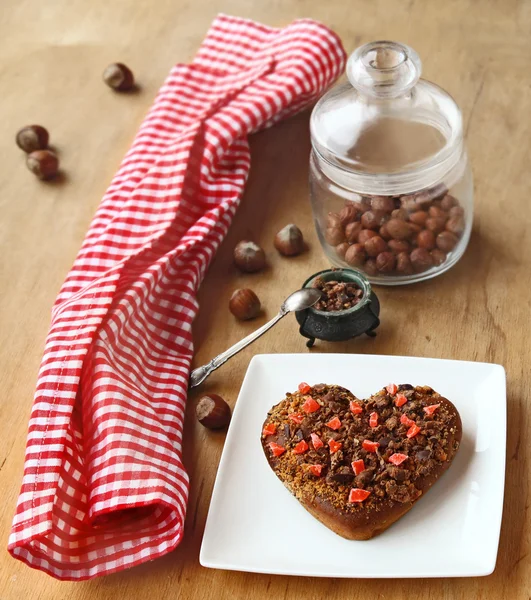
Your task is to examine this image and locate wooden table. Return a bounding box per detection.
[1,0,529,598]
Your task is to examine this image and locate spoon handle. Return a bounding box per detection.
[189,309,287,388]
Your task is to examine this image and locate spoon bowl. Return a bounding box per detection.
[282,288,323,313]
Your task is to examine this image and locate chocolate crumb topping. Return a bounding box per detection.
[262,383,461,512]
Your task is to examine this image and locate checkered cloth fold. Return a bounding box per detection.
[8,14,345,580]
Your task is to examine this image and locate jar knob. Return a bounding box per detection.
[346,41,422,99]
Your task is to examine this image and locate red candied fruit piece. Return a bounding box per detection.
[288,413,304,424]
[386,383,398,395]
[362,439,380,453]
[407,424,421,439]
[389,453,408,466]
[262,423,276,437]
[348,488,371,503]
[298,382,312,394]
[395,393,408,407]
[369,412,378,428]
[350,401,363,415]
[268,442,285,457]
[326,416,342,430]
[293,440,309,454]
[302,397,320,413]
[310,432,324,450]
[400,414,415,427]
[309,464,323,477]
[352,459,365,475]
[329,439,342,453]
[423,403,441,416]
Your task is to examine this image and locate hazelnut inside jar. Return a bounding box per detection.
[309,40,473,284]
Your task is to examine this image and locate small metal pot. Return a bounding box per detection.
[295,268,380,348]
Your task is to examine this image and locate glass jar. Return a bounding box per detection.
[309,40,473,285]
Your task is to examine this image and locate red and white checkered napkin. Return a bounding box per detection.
[8,14,345,580]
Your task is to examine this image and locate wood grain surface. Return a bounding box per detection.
[0,0,529,598]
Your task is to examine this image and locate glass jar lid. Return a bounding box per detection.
[310,41,464,195]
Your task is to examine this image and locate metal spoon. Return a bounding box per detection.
[189,288,323,388]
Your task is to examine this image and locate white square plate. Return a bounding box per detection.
[200,354,506,578]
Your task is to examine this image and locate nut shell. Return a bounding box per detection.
[339,204,360,225]
[376,251,396,273]
[364,235,388,257]
[410,248,434,273]
[345,221,362,243]
[345,243,366,267]
[234,241,266,272]
[103,62,135,91]
[16,125,49,153]
[26,150,59,180]
[229,288,261,320]
[274,224,304,256]
[196,394,231,429]
[436,231,458,252]
[371,196,395,213]
[358,229,378,245]
[325,226,345,246]
[386,218,412,240]
[361,210,386,230]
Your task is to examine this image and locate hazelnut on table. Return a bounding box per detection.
[16,125,49,153]
[26,150,59,180]
[196,394,231,429]
[233,241,266,272]
[274,224,304,256]
[103,62,135,91]
[229,289,261,320]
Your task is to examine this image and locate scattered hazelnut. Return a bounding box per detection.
[410,248,434,273]
[103,62,135,91]
[16,125,49,153]
[388,239,410,254]
[339,204,360,225]
[335,242,350,259]
[364,235,388,257]
[409,211,428,226]
[416,230,436,250]
[386,218,412,240]
[229,289,261,320]
[436,231,459,252]
[345,243,366,267]
[274,224,304,256]
[379,223,392,241]
[441,194,458,210]
[431,249,447,266]
[396,252,414,274]
[26,150,59,180]
[196,394,231,429]
[371,196,395,213]
[376,251,396,273]
[327,212,342,229]
[233,241,266,272]
[449,206,465,217]
[446,216,465,236]
[391,208,409,221]
[364,258,378,276]
[325,227,345,246]
[425,217,447,234]
[358,229,378,245]
[361,210,386,230]
[345,221,362,243]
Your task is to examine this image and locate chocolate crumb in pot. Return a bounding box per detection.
[312,278,364,312]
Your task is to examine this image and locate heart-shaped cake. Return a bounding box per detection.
[261,382,462,540]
